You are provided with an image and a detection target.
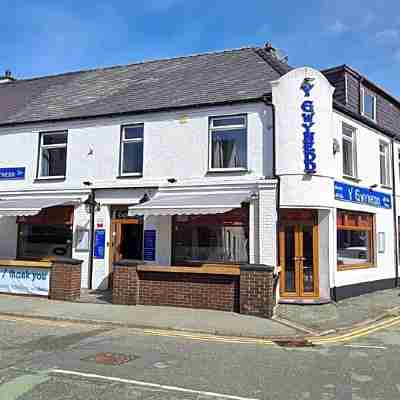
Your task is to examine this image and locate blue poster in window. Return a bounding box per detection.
[94,229,106,259]
[0,167,25,180]
[334,181,392,209]
[143,230,156,261]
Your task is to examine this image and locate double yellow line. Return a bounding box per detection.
[310,315,400,345]
[142,315,400,346]
[2,313,400,347]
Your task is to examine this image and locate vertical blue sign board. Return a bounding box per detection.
[94,229,106,259]
[143,230,156,261]
[0,167,25,180]
[334,181,392,209]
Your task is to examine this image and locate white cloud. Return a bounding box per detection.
[375,29,399,43]
[328,20,348,34]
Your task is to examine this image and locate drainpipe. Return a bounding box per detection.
[391,138,399,287]
[262,95,280,275]
[87,188,96,290]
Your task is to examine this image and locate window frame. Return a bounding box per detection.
[208,114,248,172]
[337,210,376,271]
[119,124,144,177]
[37,131,68,180]
[361,87,377,122]
[379,140,391,187]
[342,123,358,179]
[171,207,250,266]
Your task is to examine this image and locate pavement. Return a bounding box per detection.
[275,288,400,334]
[1,288,400,340]
[0,294,298,338]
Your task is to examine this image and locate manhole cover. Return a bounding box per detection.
[81,352,139,365]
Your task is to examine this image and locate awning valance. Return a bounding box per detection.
[128,190,251,216]
[0,197,80,217]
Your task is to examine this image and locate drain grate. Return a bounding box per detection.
[273,339,314,348]
[82,352,139,365]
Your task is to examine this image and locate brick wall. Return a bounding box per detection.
[138,272,239,312]
[240,265,275,318]
[112,263,139,305]
[113,261,275,317]
[49,259,82,301]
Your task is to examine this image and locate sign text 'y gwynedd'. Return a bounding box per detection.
[301,79,316,173]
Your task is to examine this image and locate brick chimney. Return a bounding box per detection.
[0,70,16,83]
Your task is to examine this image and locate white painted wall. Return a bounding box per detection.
[272,67,336,209]
[331,111,396,288]
[0,102,273,192]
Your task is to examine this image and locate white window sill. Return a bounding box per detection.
[117,172,143,178]
[343,175,361,183]
[380,184,392,190]
[35,175,66,181]
[208,168,248,173]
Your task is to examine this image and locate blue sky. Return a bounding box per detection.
[2,0,400,96]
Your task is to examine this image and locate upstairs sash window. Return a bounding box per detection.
[342,123,357,178]
[38,131,68,178]
[361,87,376,121]
[120,124,144,175]
[209,115,247,170]
[379,141,391,187]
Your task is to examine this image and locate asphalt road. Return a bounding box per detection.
[0,315,400,400]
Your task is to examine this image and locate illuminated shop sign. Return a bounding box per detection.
[334,181,392,209]
[301,79,316,173]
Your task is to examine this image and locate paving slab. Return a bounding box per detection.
[275,288,400,333]
[0,294,298,338]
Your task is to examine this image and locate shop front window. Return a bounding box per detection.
[337,210,374,270]
[17,206,73,259]
[173,207,249,264]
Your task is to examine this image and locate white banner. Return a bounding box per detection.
[0,267,50,296]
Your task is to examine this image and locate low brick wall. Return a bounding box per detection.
[139,272,239,312]
[49,258,82,301]
[113,261,275,317]
[240,264,275,318]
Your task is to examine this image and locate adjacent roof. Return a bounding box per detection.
[0,47,290,127]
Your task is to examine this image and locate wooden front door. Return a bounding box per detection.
[279,211,319,298]
[109,218,143,269]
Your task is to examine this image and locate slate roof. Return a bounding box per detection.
[0,47,291,126]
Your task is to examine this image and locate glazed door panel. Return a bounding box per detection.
[280,222,319,298]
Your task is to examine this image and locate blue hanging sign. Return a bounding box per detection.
[334,181,392,209]
[0,167,25,180]
[143,230,156,261]
[94,229,106,259]
[300,79,316,174]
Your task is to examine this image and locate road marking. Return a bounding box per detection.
[344,344,387,350]
[51,369,261,400]
[311,316,400,344]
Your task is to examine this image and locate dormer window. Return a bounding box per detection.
[361,87,376,121]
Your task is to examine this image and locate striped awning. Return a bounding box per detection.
[129,190,250,216]
[0,197,80,217]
